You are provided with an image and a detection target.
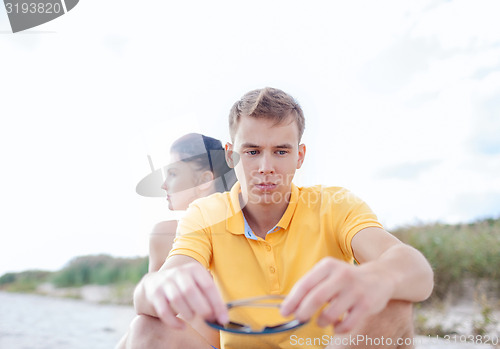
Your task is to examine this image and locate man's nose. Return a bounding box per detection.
[259,153,275,174]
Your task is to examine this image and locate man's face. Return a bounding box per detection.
[226,115,306,206]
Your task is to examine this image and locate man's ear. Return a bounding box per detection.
[225,143,239,168]
[296,143,306,169]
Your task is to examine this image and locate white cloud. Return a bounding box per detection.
[411,0,500,49]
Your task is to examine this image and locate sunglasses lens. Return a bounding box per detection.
[205,296,307,334]
[263,319,302,333]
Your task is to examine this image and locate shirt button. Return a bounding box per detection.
[269,266,276,273]
[266,245,271,251]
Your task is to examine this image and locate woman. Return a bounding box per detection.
[148,133,236,271]
[117,133,235,349]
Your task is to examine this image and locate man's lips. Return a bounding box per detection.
[254,183,278,191]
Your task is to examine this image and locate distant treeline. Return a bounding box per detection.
[1,217,499,301]
[0,270,53,292]
[51,254,148,287]
[0,254,148,292]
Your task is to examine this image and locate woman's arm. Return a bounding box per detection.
[148,220,178,272]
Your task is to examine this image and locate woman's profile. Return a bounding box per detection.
[117,133,236,349]
[146,133,236,271]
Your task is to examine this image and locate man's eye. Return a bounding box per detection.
[247,150,259,155]
[277,150,288,155]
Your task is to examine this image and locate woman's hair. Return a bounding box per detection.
[170,133,237,192]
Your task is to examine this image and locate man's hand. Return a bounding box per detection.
[280,257,395,333]
[139,260,229,329]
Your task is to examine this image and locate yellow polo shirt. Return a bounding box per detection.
[168,182,383,349]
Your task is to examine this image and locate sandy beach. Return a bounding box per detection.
[0,291,498,348]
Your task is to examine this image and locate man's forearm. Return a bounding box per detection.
[360,244,434,302]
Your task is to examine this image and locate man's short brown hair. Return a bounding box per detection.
[228,87,305,142]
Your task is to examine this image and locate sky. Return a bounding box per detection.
[1,0,499,276]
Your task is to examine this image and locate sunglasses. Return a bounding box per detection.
[205,295,307,335]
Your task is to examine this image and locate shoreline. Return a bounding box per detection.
[1,290,498,348]
[3,279,500,348]
[34,282,136,305]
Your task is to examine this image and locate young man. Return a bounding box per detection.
[126,88,434,349]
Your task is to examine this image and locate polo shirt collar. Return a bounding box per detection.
[276,183,299,230]
[226,182,299,235]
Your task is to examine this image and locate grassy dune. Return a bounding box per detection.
[392,217,500,300]
[0,255,148,293]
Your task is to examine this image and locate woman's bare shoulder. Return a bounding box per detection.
[151,220,178,236]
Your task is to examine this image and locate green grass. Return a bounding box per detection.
[0,254,148,291]
[50,254,148,287]
[0,270,52,292]
[392,216,500,300]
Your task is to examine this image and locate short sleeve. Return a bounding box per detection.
[167,204,213,269]
[333,190,383,260]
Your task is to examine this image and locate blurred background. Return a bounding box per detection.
[1,1,499,346]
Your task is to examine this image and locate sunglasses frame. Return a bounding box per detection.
[205,295,307,335]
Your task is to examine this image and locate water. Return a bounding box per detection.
[0,291,136,349]
[1,292,495,349]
